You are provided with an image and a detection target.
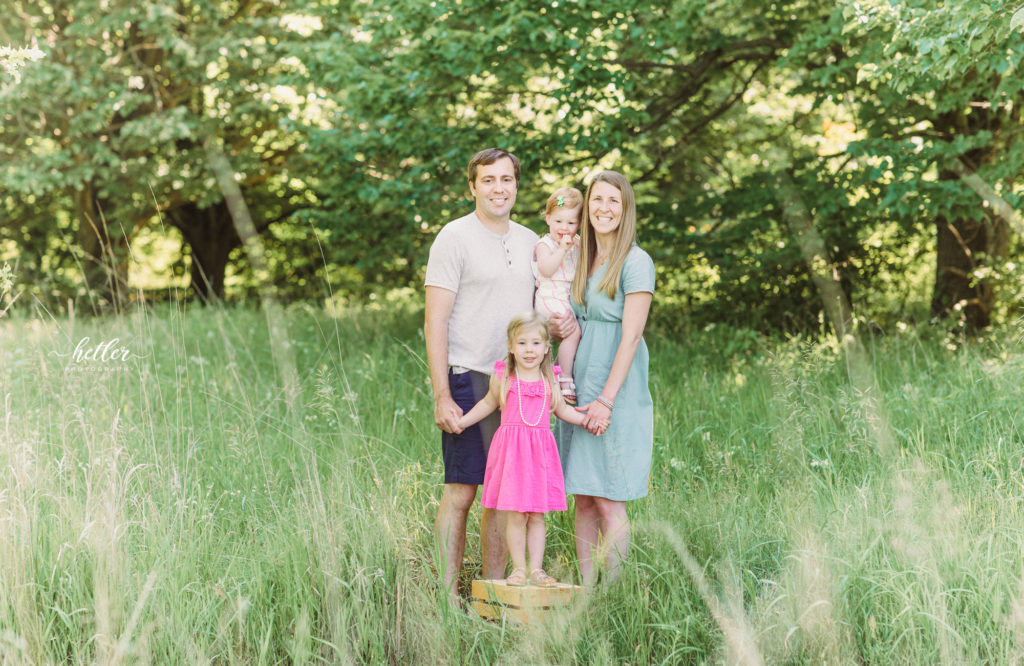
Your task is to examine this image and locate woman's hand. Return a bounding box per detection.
[548,311,579,342]
[577,400,611,435]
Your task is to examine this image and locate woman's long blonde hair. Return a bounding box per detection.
[490,312,564,412]
[570,171,637,305]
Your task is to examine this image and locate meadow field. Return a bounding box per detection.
[0,302,1022,664]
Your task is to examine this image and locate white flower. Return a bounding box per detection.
[0,45,45,79]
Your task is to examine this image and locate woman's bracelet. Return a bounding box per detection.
[595,396,614,410]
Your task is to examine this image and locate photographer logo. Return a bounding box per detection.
[51,337,143,372]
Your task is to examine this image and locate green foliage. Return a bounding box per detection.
[300,0,829,305]
[294,0,1024,332]
[3,0,1024,330]
[1,1,315,303]
[787,0,1024,328]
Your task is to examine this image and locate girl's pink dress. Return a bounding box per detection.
[480,364,568,513]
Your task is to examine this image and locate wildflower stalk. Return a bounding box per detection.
[0,263,21,317]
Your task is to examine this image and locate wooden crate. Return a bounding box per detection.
[470,578,582,623]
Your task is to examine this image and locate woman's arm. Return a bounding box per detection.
[579,291,653,427]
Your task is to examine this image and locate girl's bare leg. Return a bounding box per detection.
[525,512,547,572]
[504,510,529,575]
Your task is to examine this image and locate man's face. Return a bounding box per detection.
[469,157,518,223]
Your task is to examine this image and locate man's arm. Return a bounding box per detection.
[425,286,463,433]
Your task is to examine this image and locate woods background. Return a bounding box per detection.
[6,4,1024,663]
[3,0,1023,332]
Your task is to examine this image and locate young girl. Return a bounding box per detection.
[456,312,586,587]
[532,187,583,405]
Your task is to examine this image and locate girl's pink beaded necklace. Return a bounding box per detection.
[515,373,547,427]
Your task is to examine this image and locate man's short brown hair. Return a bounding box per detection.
[467,148,521,185]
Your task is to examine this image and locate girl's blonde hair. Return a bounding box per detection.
[544,187,584,217]
[570,171,637,305]
[490,312,564,412]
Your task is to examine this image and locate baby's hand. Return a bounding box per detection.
[558,234,575,251]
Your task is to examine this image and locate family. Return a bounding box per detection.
[424,148,654,600]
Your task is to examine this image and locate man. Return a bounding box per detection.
[425,148,575,599]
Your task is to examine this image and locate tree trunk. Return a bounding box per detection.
[930,166,1009,331]
[72,184,129,312]
[167,201,241,302]
[928,105,1008,332]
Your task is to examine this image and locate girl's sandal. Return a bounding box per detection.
[529,568,558,587]
[559,378,577,406]
[506,568,527,586]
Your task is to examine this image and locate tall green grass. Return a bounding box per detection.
[0,303,1022,663]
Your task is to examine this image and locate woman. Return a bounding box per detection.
[557,170,655,586]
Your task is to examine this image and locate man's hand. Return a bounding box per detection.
[434,393,464,434]
[548,310,579,342]
[426,286,462,432]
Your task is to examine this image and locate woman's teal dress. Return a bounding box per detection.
[557,246,655,501]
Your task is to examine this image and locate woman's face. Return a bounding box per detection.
[588,181,623,237]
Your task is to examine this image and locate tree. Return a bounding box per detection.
[305,0,1024,332]
[791,0,1024,330]
[1,1,312,306]
[300,0,830,308]
[6,0,1022,332]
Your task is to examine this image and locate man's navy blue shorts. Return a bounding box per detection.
[442,369,500,485]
